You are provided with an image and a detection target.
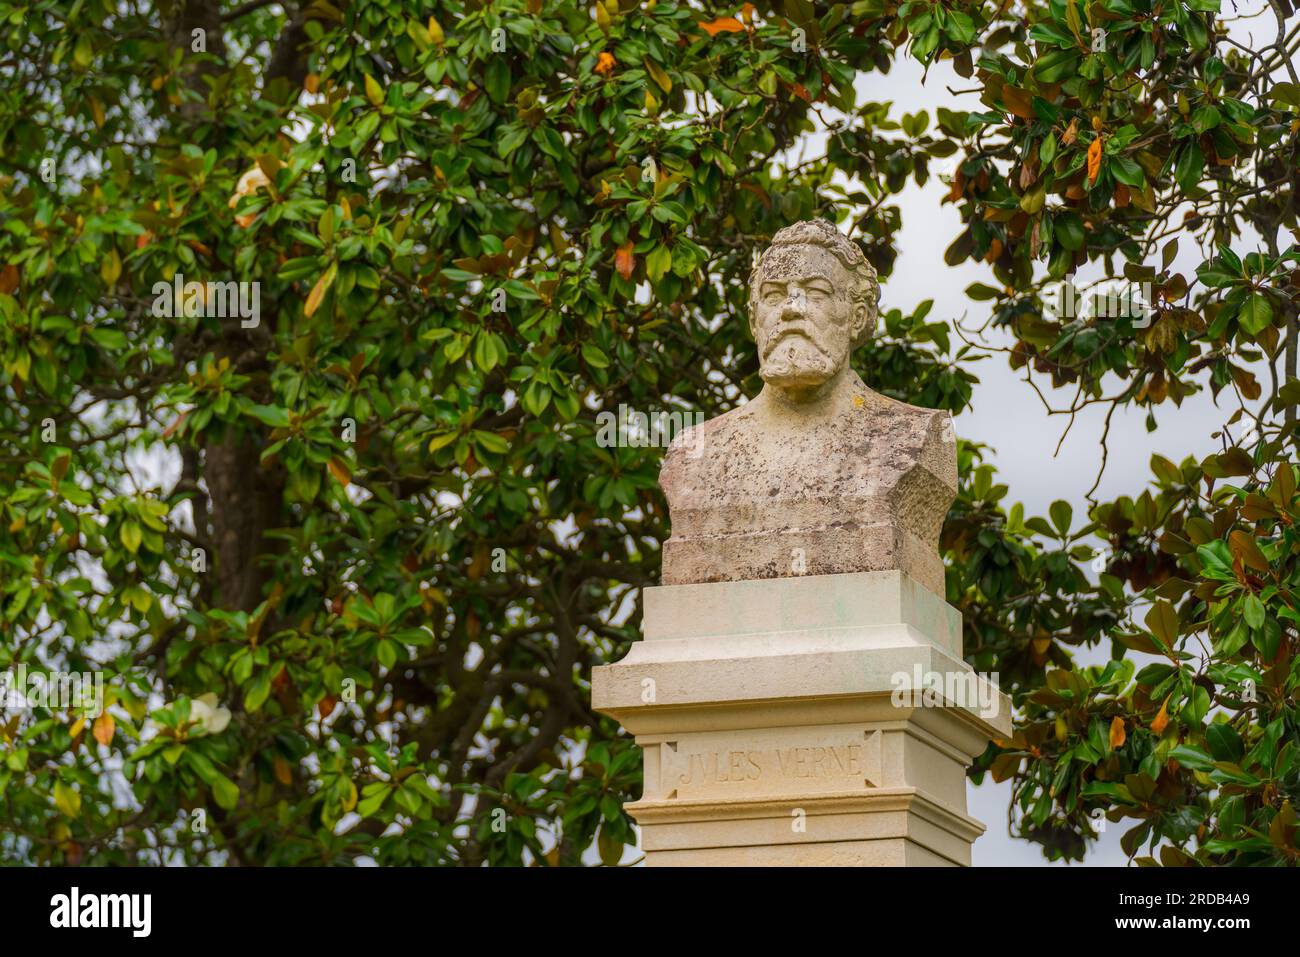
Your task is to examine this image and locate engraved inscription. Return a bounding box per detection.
[678,750,763,786]
[775,744,864,779]
[677,744,865,786]
[660,730,882,799]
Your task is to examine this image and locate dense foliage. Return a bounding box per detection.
[0,0,1296,865]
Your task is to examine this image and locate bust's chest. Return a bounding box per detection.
[672,418,917,506]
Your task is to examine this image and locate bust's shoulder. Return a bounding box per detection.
[856,389,956,490]
[669,399,755,443]
[861,388,953,436]
[663,401,749,464]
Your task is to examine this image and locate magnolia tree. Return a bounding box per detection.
[0,0,1297,865]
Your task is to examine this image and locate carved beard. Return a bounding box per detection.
[759,329,838,388]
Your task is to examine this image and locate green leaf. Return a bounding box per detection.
[1242,593,1265,630]
[1175,143,1204,192]
[1054,213,1084,251]
[473,332,499,372]
[357,784,391,818]
[1048,500,1072,536]
[1109,156,1145,188]
[54,780,81,818]
[596,823,624,866]
[119,521,142,554]
[1039,133,1057,165]
[485,57,511,104]
[211,773,240,811]
[185,749,220,783]
[427,431,460,453]
[406,19,431,51]
[244,671,271,713]
[522,380,551,416]
[245,404,291,428]
[1205,723,1244,763]
[646,244,672,281]
[1183,684,1212,725]
[1239,294,1273,335]
[965,282,1002,301]
[1191,104,1220,133]
[1210,762,1261,786]
[87,327,129,350]
[473,430,510,455]
[1169,745,1214,771]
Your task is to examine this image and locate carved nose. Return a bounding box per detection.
[780,290,807,319]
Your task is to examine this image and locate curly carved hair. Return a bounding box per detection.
[747,219,880,348]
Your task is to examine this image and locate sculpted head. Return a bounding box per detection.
[747,220,879,398]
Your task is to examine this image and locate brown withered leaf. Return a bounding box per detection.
[304,262,337,318]
[699,16,745,35]
[468,545,488,581]
[1241,492,1276,522]
[161,410,189,440]
[1109,716,1127,750]
[1002,86,1034,119]
[92,711,115,746]
[945,168,966,204]
[614,241,635,280]
[1229,530,1270,573]
[1087,137,1103,183]
[327,456,351,487]
[273,756,293,786]
[1230,364,1262,401]
[1150,697,1170,735]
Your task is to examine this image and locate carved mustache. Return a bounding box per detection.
[761,323,829,357]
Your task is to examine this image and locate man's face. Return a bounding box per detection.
[751,244,862,394]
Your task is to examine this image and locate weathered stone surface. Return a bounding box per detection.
[591,221,1000,867]
[590,571,1011,866]
[660,219,957,596]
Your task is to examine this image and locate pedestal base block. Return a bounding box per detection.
[592,571,1011,867]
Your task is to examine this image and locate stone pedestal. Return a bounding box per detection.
[591,570,1010,866]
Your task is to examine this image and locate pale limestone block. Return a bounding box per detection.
[642,570,963,658]
[592,573,1011,866]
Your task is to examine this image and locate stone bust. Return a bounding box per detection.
[660,219,957,597]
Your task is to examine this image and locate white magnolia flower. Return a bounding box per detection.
[190,693,232,735]
[228,166,270,227]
